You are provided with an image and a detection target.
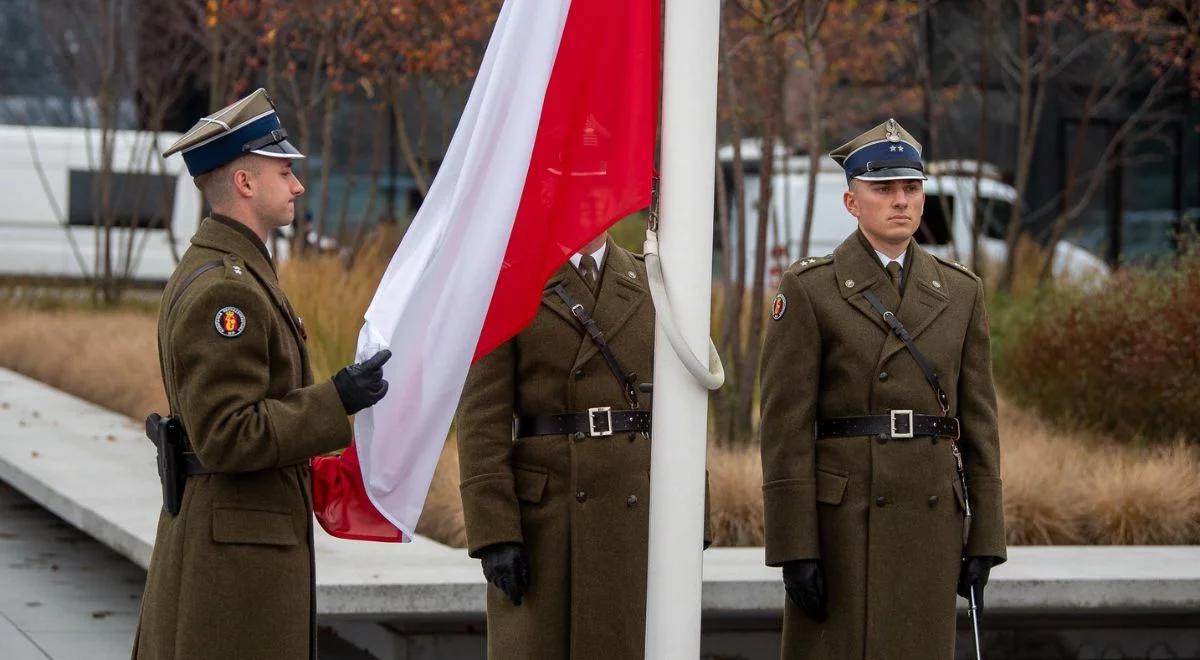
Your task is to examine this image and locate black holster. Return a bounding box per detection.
[145,413,188,515]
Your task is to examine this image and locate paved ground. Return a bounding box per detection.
[0,481,384,660]
[0,480,142,660]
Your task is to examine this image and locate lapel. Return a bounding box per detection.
[571,242,647,369]
[834,232,895,333]
[542,260,595,329]
[879,243,950,363]
[191,217,309,360]
[835,231,951,366]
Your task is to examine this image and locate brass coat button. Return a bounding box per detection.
[572,431,585,442]
[928,496,940,507]
[574,369,584,380]
[576,491,587,503]
[876,496,889,507]
[879,371,889,381]
[626,495,638,508]
[876,433,889,444]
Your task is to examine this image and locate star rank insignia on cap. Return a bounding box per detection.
[214,306,247,337]
[771,293,787,321]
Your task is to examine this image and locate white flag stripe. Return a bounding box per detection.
[353,0,573,538]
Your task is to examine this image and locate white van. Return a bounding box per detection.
[721,141,1110,286]
[0,125,203,283]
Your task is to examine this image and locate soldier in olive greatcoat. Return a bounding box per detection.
[457,231,710,660]
[133,89,390,660]
[759,119,1006,659]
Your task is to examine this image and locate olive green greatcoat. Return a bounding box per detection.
[133,216,352,660]
[760,231,1006,660]
[458,241,706,660]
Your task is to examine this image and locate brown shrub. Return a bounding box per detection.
[995,246,1200,442]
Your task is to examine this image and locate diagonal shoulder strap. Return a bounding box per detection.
[862,289,950,415]
[159,259,224,418]
[553,284,639,408]
[166,260,225,318]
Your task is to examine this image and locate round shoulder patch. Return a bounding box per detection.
[214,306,247,338]
[771,293,787,321]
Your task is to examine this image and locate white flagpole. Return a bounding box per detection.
[643,0,721,657]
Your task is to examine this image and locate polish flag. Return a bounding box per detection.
[311,0,660,542]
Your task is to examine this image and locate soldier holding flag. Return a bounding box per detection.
[134,89,391,660]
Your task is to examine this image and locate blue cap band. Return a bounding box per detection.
[182,112,283,176]
[842,139,923,182]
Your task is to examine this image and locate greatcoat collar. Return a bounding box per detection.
[834,230,952,364]
[542,238,649,371]
[191,215,278,284]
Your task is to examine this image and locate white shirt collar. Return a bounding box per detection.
[570,241,608,273]
[875,249,906,268]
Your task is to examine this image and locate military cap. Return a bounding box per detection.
[829,118,926,184]
[162,88,303,176]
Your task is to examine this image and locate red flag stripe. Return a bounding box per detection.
[474,0,661,360]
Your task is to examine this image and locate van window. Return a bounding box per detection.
[917,194,953,245]
[980,198,1013,240]
[68,170,175,229]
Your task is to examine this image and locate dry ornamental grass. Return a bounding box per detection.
[0,307,166,419]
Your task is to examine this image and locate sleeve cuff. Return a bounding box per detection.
[964,476,1006,562]
[763,478,820,566]
[460,473,523,557]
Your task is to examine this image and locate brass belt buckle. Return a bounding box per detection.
[588,407,613,437]
[890,409,914,439]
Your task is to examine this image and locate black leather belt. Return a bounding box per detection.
[815,411,959,440]
[183,452,215,476]
[515,409,651,438]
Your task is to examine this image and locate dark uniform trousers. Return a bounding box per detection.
[760,231,1006,660]
[132,216,351,660]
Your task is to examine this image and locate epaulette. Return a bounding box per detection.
[931,254,981,282]
[792,254,833,275]
[222,254,247,279]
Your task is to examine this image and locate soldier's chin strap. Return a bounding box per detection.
[642,184,725,391]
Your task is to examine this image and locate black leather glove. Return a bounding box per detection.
[479,542,531,606]
[331,349,392,415]
[782,559,828,622]
[958,555,995,615]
